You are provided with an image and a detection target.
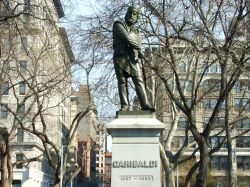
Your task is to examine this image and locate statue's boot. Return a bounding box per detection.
[133,77,155,112]
[118,80,129,111]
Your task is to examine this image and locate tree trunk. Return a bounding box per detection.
[53,172,61,187]
[226,139,237,187]
[1,144,10,187]
[185,161,200,187]
[53,183,60,187]
[196,137,209,187]
[165,170,175,187]
[225,96,237,187]
[160,144,175,187]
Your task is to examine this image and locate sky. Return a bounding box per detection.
[61,0,109,84]
[62,0,100,19]
[61,0,113,151]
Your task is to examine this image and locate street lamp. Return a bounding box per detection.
[176,165,179,187]
[60,145,77,187]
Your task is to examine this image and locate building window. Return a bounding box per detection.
[202,80,210,90]
[17,128,24,142]
[179,80,193,92]
[210,64,220,73]
[234,81,241,93]
[202,80,221,92]
[17,104,25,117]
[179,62,186,72]
[43,6,49,20]
[21,37,27,52]
[204,117,225,127]
[236,137,250,148]
[235,118,250,129]
[3,0,10,7]
[202,98,217,110]
[3,60,10,73]
[234,98,241,110]
[237,156,250,170]
[233,81,250,93]
[24,0,30,9]
[0,103,8,118]
[96,137,99,142]
[203,117,210,126]
[3,38,11,53]
[215,117,225,126]
[243,98,250,110]
[1,81,9,95]
[178,117,187,128]
[23,14,30,23]
[207,63,221,74]
[210,136,227,148]
[220,100,226,109]
[211,156,228,170]
[19,60,27,72]
[202,99,225,111]
[241,83,250,92]
[211,182,226,187]
[16,154,24,169]
[210,99,217,109]
[42,158,52,173]
[19,82,26,95]
[234,98,250,110]
[23,0,30,23]
[238,183,250,187]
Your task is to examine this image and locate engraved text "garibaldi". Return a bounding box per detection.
[112,160,157,168]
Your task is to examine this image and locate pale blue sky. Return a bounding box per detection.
[61,0,113,151]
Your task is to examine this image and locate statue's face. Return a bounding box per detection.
[125,8,139,25]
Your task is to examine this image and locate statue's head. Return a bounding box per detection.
[125,6,140,25]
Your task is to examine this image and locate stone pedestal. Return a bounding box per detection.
[106,111,164,187]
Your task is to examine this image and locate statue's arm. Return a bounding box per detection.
[113,22,140,49]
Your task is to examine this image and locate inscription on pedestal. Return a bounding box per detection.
[119,175,153,181]
[112,160,158,168]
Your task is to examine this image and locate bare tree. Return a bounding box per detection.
[141,0,249,186]
[0,1,94,187]
[69,0,250,187]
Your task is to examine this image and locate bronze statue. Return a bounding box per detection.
[113,6,155,112]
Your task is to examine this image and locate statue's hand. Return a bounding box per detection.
[138,51,153,65]
[138,50,144,59]
[141,56,157,70]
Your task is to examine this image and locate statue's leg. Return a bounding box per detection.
[118,74,129,111]
[132,75,154,111]
[114,59,129,111]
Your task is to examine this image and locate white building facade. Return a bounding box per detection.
[0,0,73,186]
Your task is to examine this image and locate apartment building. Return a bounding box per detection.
[104,152,111,187]
[0,0,73,186]
[72,85,99,186]
[95,123,107,186]
[152,41,250,186]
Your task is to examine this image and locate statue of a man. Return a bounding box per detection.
[113,6,155,112]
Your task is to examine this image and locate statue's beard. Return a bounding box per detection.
[125,14,137,25]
